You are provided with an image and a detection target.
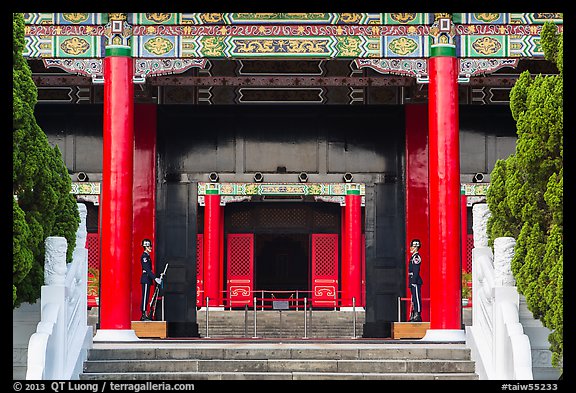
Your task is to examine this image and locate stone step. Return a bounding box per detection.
[81,371,479,380]
[81,342,477,381]
[83,358,476,374]
[197,310,365,338]
[86,344,472,361]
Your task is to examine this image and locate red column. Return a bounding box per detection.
[99,55,134,330]
[428,55,462,330]
[203,186,221,307]
[340,208,348,306]
[219,205,225,306]
[342,185,362,308]
[461,191,467,273]
[131,104,157,320]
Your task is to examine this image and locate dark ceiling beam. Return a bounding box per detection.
[32,75,93,86]
[148,76,415,87]
[32,74,520,87]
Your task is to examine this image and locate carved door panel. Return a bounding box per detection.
[227,233,254,307]
[311,234,339,307]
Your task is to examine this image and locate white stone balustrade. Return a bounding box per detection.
[26,204,93,380]
[466,203,533,380]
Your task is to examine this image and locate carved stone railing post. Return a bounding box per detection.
[44,237,67,286]
[472,203,491,248]
[494,237,516,287]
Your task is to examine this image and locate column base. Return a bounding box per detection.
[93,329,140,342]
[421,329,466,342]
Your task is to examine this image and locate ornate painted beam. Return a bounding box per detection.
[23,12,563,26]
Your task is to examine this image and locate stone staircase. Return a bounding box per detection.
[80,341,478,380]
[196,309,364,338]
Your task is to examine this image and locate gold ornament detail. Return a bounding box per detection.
[474,13,500,23]
[534,13,562,20]
[60,37,90,55]
[336,36,361,56]
[388,37,418,55]
[201,36,226,56]
[340,13,362,23]
[390,13,417,23]
[146,13,172,23]
[62,13,89,24]
[234,39,328,54]
[200,13,224,23]
[144,37,174,55]
[472,37,502,55]
[434,13,451,20]
[108,13,127,21]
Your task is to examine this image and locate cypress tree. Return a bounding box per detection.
[486,22,563,369]
[12,13,80,308]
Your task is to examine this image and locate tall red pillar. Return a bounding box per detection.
[342,184,362,308]
[219,205,225,306]
[425,15,464,340]
[204,184,222,308]
[98,45,135,335]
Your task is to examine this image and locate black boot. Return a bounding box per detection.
[409,310,415,322]
[140,313,150,321]
[413,312,422,322]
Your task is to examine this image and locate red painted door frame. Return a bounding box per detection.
[404,103,430,322]
[131,104,157,321]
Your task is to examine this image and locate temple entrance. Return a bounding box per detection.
[255,233,309,294]
[221,201,343,309]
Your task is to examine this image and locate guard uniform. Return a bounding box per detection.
[408,239,423,322]
[140,239,157,320]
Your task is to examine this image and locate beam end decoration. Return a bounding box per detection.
[355,58,427,79]
[133,58,208,81]
[429,13,456,58]
[355,57,520,83]
[104,13,132,57]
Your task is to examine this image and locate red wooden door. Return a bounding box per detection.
[196,234,204,307]
[361,234,366,307]
[311,234,339,307]
[227,233,254,307]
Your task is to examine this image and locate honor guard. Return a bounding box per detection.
[140,238,161,321]
[408,239,423,322]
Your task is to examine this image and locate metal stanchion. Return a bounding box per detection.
[352,297,356,338]
[253,296,258,338]
[296,290,299,311]
[303,297,308,338]
[244,304,248,338]
[309,301,313,337]
[205,297,210,338]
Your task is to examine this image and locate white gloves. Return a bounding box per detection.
[155,278,162,285]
